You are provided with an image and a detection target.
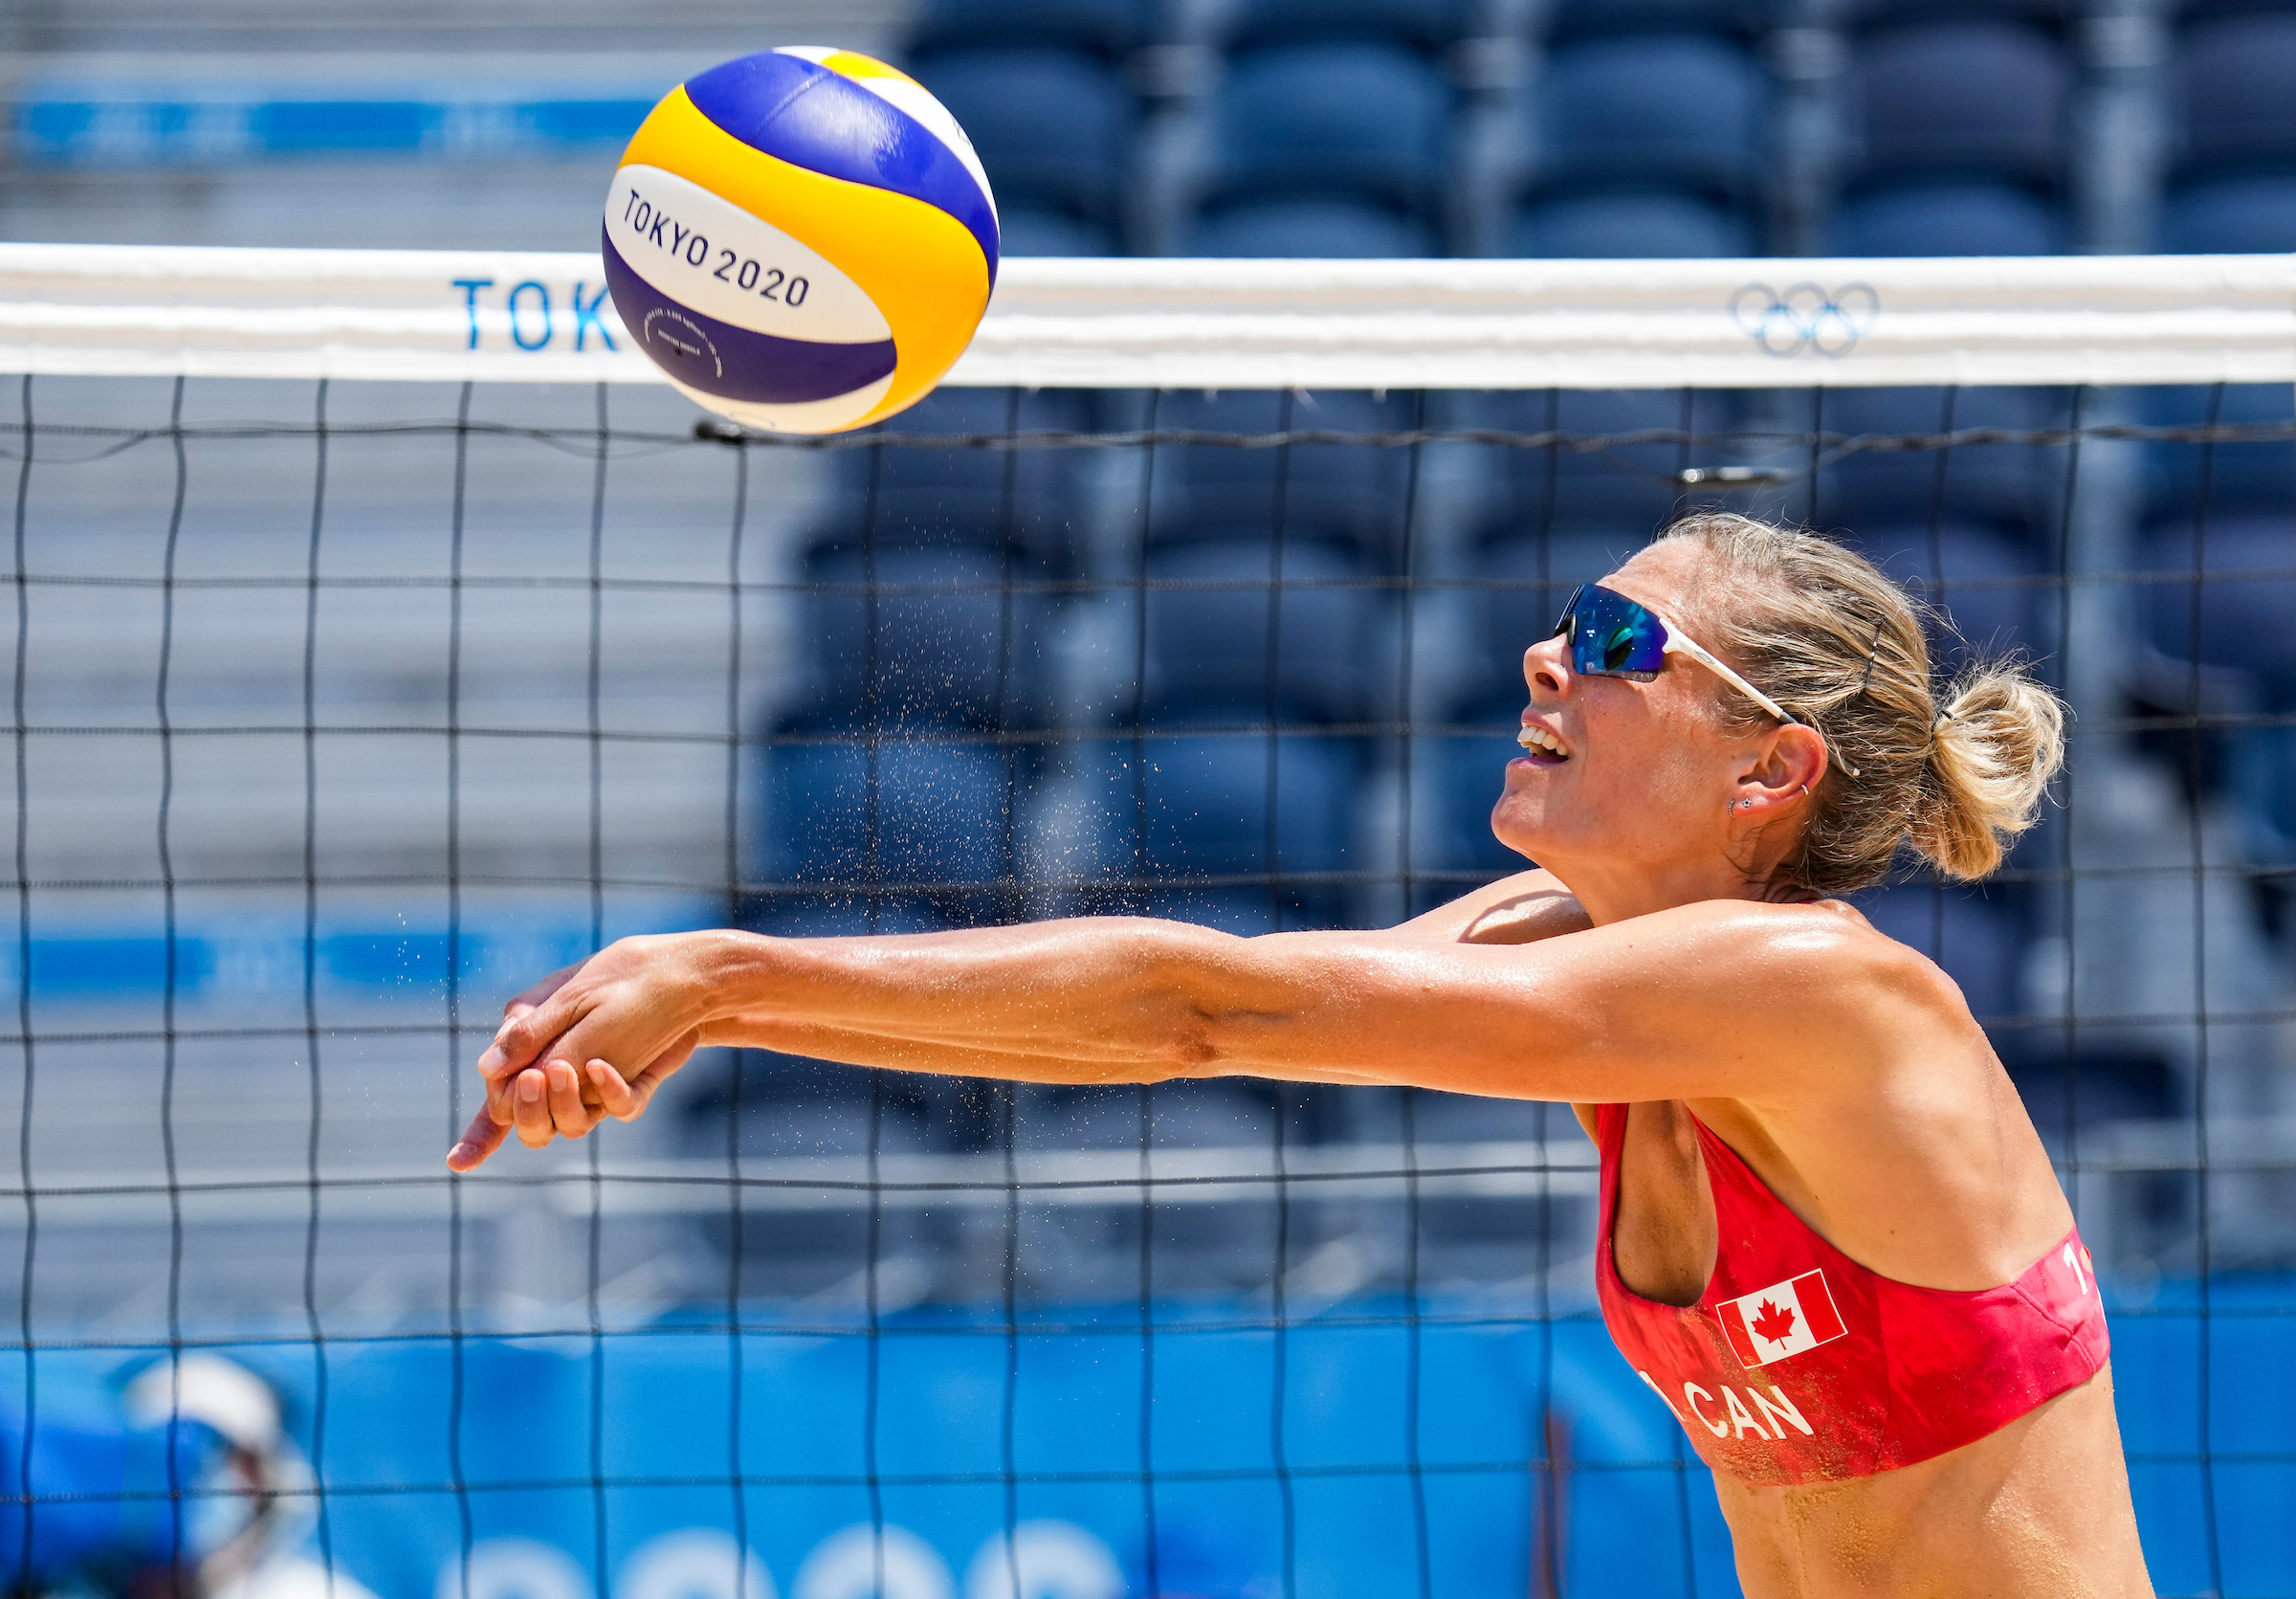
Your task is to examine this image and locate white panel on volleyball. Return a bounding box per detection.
[605,166,892,344]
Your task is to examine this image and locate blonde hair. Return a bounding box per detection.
[1652,511,2065,894]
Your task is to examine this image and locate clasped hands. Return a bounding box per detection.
[444,932,727,1172]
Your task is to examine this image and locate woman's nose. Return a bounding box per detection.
[1524,633,1570,697]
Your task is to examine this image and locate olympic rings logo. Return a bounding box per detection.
[1729,282,1880,358]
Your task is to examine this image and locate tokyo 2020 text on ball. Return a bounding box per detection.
[603,47,999,436]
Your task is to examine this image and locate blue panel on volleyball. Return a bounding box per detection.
[678,53,999,269]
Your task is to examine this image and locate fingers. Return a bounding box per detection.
[585,1059,652,1122]
[479,963,584,1080]
[545,1059,602,1139]
[446,1106,508,1171]
[512,1068,556,1148]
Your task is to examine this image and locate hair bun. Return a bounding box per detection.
[1910,664,2064,879]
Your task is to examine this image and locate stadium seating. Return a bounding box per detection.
[1814,386,2066,536]
[1844,21,2066,187]
[2158,174,2296,253]
[1504,191,1753,258]
[905,0,1148,58]
[756,720,1026,931]
[1834,522,2047,667]
[1139,537,1391,725]
[1037,730,1362,931]
[2158,12,2296,253]
[1508,33,1763,258]
[1204,44,1452,217]
[1408,700,1536,883]
[1534,34,1765,198]
[1147,388,1423,561]
[906,48,1134,234]
[1823,181,2065,255]
[822,387,1094,562]
[995,206,1120,255]
[1852,882,2029,1026]
[2138,384,2296,518]
[797,541,1061,731]
[1461,523,1642,698]
[2173,12,2296,174]
[1544,0,1767,40]
[1180,197,1439,257]
[2135,516,2296,690]
[1225,0,1469,50]
[1466,388,1744,532]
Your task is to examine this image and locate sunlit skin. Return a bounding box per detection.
[449,541,2152,1598]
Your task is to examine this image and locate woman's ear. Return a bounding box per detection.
[1729,722,1831,816]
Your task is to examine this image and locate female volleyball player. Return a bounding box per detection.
[448,512,2152,1597]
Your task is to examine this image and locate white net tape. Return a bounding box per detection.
[0,242,2292,390]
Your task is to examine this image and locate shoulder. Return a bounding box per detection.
[1601,898,1965,1021]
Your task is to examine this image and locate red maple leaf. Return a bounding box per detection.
[1750,1299,1799,1345]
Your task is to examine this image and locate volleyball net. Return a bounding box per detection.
[0,244,2291,1599]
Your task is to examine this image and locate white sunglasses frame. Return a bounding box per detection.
[1652,623,1803,729]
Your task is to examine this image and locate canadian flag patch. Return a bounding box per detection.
[1715,1269,1847,1367]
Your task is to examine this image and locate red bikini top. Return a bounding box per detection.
[1591,1101,2109,1486]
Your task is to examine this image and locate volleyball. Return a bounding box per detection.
[601,47,999,435]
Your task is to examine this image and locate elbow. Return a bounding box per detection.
[1122,921,1247,1081]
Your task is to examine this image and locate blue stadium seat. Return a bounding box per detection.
[1824,182,2064,255]
[1149,389,1422,558]
[908,49,1131,228]
[1546,0,1768,39]
[907,0,1147,58]
[1534,34,1765,199]
[1836,522,2045,666]
[1227,0,1468,48]
[1846,22,2066,186]
[1462,526,1638,697]
[824,387,1094,561]
[2139,509,2296,875]
[1407,699,1535,888]
[1853,883,2028,1025]
[2136,516,2296,690]
[2174,14,2296,173]
[1467,388,1746,528]
[997,205,1117,255]
[2158,174,2296,253]
[800,542,1056,729]
[1504,191,1754,257]
[1815,386,2064,531]
[2137,384,2295,517]
[1179,198,1438,256]
[1207,45,1451,213]
[1141,538,1391,723]
[1043,730,1362,931]
[757,724,1022,931]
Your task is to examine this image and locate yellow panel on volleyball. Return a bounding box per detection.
[620,90,990,429]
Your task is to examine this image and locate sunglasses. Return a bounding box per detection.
[1551,584,1801,727]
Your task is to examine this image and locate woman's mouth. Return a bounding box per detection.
[1516,723,1571,764]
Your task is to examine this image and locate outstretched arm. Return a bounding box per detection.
[448,890,1920,1169]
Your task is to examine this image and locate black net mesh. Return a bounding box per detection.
[0,373,2288,1599]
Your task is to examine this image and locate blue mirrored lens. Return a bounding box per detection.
[1563,585,1668,677]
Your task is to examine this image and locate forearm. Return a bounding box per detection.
[690,917,1244,1070]
[735,1013,1393,1088]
